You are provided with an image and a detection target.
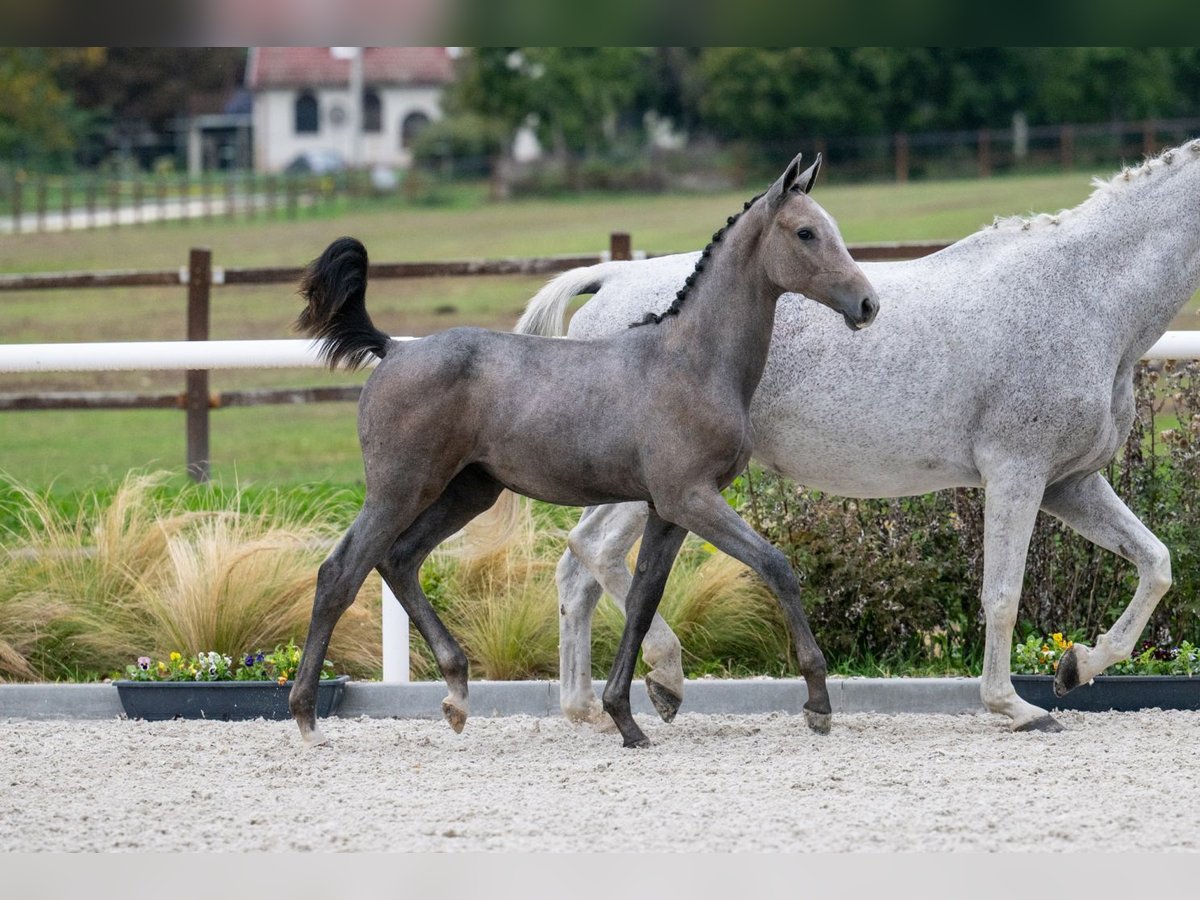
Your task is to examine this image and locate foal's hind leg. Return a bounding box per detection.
[377,466,504,733]
[657,489,833,734]
[1040,471,1172,694]
[291,501,414,746]
[600,509,688,748]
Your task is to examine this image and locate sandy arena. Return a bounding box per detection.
[2,710,1197,852]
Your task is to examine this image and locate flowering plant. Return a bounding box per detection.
[123,641,336,683]
[1012,631,1077,675]
[1012,631,1200,676]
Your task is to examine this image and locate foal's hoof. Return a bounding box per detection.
[299,725,329,748]
[646,676,682,724]
[1015,714,1065,733]
[804,708,832,735]
[441,697,469,734]
[623,736,652,749]
[1054,645,1085,696]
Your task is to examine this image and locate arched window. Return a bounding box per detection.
[294,91,319,134]
[400,111,431,148]
[363,90,382,133]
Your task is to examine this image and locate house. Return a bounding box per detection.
[245,47,456,173]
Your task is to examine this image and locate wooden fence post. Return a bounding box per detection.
[1060,124,1075,171]
[894,132,910,184]
[186,248,212,482]
[977,128,992,178]
[610,232,631,261]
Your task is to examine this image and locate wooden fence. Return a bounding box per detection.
[0,234,949,481]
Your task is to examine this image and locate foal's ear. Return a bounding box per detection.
[766,152,804,207]
[798,152,822,194]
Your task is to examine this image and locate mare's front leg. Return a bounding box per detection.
[658,489,832,734]
[978,472,1063,732]
[1040,471,1173,693]
[560,502,687,725]
[600,510,688,748]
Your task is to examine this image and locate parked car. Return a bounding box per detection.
[284,149,347,175]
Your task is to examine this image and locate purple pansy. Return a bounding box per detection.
[137,656,151,670]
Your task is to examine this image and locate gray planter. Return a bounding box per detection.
[1011,674,1200,712]
[114,675,349,721]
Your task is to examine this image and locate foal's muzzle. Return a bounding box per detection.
[842,293,879,331]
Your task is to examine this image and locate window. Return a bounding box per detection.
[294,91,319,134]
[400,111,430,148]
[363,90,382,133]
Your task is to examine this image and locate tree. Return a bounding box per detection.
[0,48,102,167]
[448,47,653,155]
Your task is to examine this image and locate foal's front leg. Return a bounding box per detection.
[659,488,833,733]
[601,510,688,748]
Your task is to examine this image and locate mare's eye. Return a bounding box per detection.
[796,228,814,241]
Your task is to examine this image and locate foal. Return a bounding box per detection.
[289,153,878,748]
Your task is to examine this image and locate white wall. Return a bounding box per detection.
[252,85,444,172]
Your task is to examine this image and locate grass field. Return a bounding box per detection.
[2,167,1197,490]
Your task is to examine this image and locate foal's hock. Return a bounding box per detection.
[288,152,878,748]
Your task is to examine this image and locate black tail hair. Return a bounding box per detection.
[295,236,391,370]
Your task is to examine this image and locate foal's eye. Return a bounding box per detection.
[796,228,814,241]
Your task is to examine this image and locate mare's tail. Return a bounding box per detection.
[296,237,391,370]
[513,264,617,336]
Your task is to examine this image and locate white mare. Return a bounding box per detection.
[513,141,1200,732]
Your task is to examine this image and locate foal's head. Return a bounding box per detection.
[758,153,879,330]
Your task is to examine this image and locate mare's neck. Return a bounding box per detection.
[659,205,781,406]
[1073,157,1200,364]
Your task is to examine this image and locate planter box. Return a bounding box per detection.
[114,675,349,721]
[1011,675,1200,712]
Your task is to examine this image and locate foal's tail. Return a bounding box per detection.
[296,237,391,370]
[513,264,614,337]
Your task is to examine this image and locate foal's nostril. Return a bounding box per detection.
[861,296,878,322]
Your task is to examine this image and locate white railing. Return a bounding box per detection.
[5,329,1200,684]
[0,336,418,683]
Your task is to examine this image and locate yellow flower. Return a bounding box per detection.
[169,651,181,661]
[1052,633,1064,644]
[277,675,287,686]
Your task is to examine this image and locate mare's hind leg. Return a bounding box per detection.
[978,472,1062,732]
[376,465,504,733]
[657,489,833,734]
[600,509,688,748]
[560,502,686,725]
[291,501,415,746]
[1040,471,1172,694]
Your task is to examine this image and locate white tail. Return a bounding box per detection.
[513,264,621,336]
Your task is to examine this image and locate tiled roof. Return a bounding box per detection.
[246,47,455,89]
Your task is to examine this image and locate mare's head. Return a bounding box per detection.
[758,153,878,330]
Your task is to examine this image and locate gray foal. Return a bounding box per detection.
[288,153,878,748]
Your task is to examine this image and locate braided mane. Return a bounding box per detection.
[630,190,767,328]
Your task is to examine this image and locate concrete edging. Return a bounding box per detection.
[0,677,985,721]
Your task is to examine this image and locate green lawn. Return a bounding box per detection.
[2,167,1196,491]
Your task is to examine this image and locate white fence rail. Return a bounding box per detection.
[0,336,419,683]
[5,329,1200,683]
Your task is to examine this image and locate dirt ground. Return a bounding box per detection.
[2,710,1197,852]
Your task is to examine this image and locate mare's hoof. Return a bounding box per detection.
[623,736,652,749]
[442,698,469,734]
[1054,646,1083,697]
[804,708,832,735]
[1015,714,1065,733]
[646,677,682,723]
